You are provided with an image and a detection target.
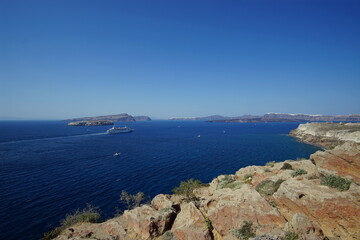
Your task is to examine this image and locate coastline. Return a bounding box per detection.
[49,122,360,240]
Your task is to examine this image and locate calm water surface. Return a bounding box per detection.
[0,120,320,240]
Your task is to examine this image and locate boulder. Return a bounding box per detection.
[172,202,212,240]
[203,185,286,238]
[123,205,177,239]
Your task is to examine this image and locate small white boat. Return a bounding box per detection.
[107,126,134,134]
[197,134,201,138]
[113,152,121,157]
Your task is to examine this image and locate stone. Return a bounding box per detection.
[273,178,360,239]
[172,202,212,240]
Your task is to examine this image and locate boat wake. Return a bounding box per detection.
[0,132,107,145]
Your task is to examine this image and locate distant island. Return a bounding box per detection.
[133,116,152,121]
[65,113,151,126]
[67,120,113,126]
[170,113,360,123]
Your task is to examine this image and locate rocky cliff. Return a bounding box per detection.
[290,122,360,149]
[52,123,360,240]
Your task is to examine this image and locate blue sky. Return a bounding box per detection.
[1,0,359,119]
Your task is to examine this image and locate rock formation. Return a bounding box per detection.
[53,123,360,240]
[290,122,360,148]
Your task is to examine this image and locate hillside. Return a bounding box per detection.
[50,123,360,240]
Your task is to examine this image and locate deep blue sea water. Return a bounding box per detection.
[0,120,320,240]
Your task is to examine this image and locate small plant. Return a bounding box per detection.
[264,168,272,172]
[243,174,253,180]
[321,174,351,191]
[284,231,298,240]
[255,179,284,196]
[266,161,276,167]
[280,163,293,170]
[42,204,100,240]
[120,191,145,210]
[291,169,308,177]
[232,221,256,240]
[269,200,277,208]
[204,216,213,230]
[225,181,244,190]
[243,174,253,184]
[217,175,235,189]
[172,178,204,200]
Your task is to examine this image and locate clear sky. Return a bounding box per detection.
[1,0,359,119]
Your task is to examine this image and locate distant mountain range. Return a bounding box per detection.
[65,113,151,122]
[169,113,360,122]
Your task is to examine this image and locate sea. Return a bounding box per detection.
[0,120,320,240]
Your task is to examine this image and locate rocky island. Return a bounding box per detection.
[67,120,114,126]
[65,113,137,122]
[49,123,360,240]
[65,113,152,126]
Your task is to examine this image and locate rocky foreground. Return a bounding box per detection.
[53,123,360,240]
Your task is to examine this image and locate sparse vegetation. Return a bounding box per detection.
[217,175,243,189]
[284,231,298,240]
[280,162,293,170]
[264,168,272,172]
[120,191,145,210]
[204,216,213,230]
[291,169,308,177]
[217,175,235,189]
[321,174,351,191]
[232,221,256,240]
[243,174,253,180]
[225,181,244,189]
[42,204,101,240]
[172,178,205,200]
[266,161,276,167]
[255,179,285,195]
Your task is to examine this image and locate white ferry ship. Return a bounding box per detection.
[107,126,134,134]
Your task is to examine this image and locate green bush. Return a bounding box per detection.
[255,179,284,196]
[42,204,100,240]
[120,191,145,210]
[321,174,351,191]
[280,162,293,170]
[224,181,243,190]
[264,168,272,172]
[204,216,213,230]
[284,231,298,240]
[172,178,204,200]
[243,174,253,180]
[291,169,308,177]
[232,221,256,240]
[217,175,235,189]
[266,161,276,167]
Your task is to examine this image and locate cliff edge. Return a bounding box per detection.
[290,122,360,149]
[51,123,360,240]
